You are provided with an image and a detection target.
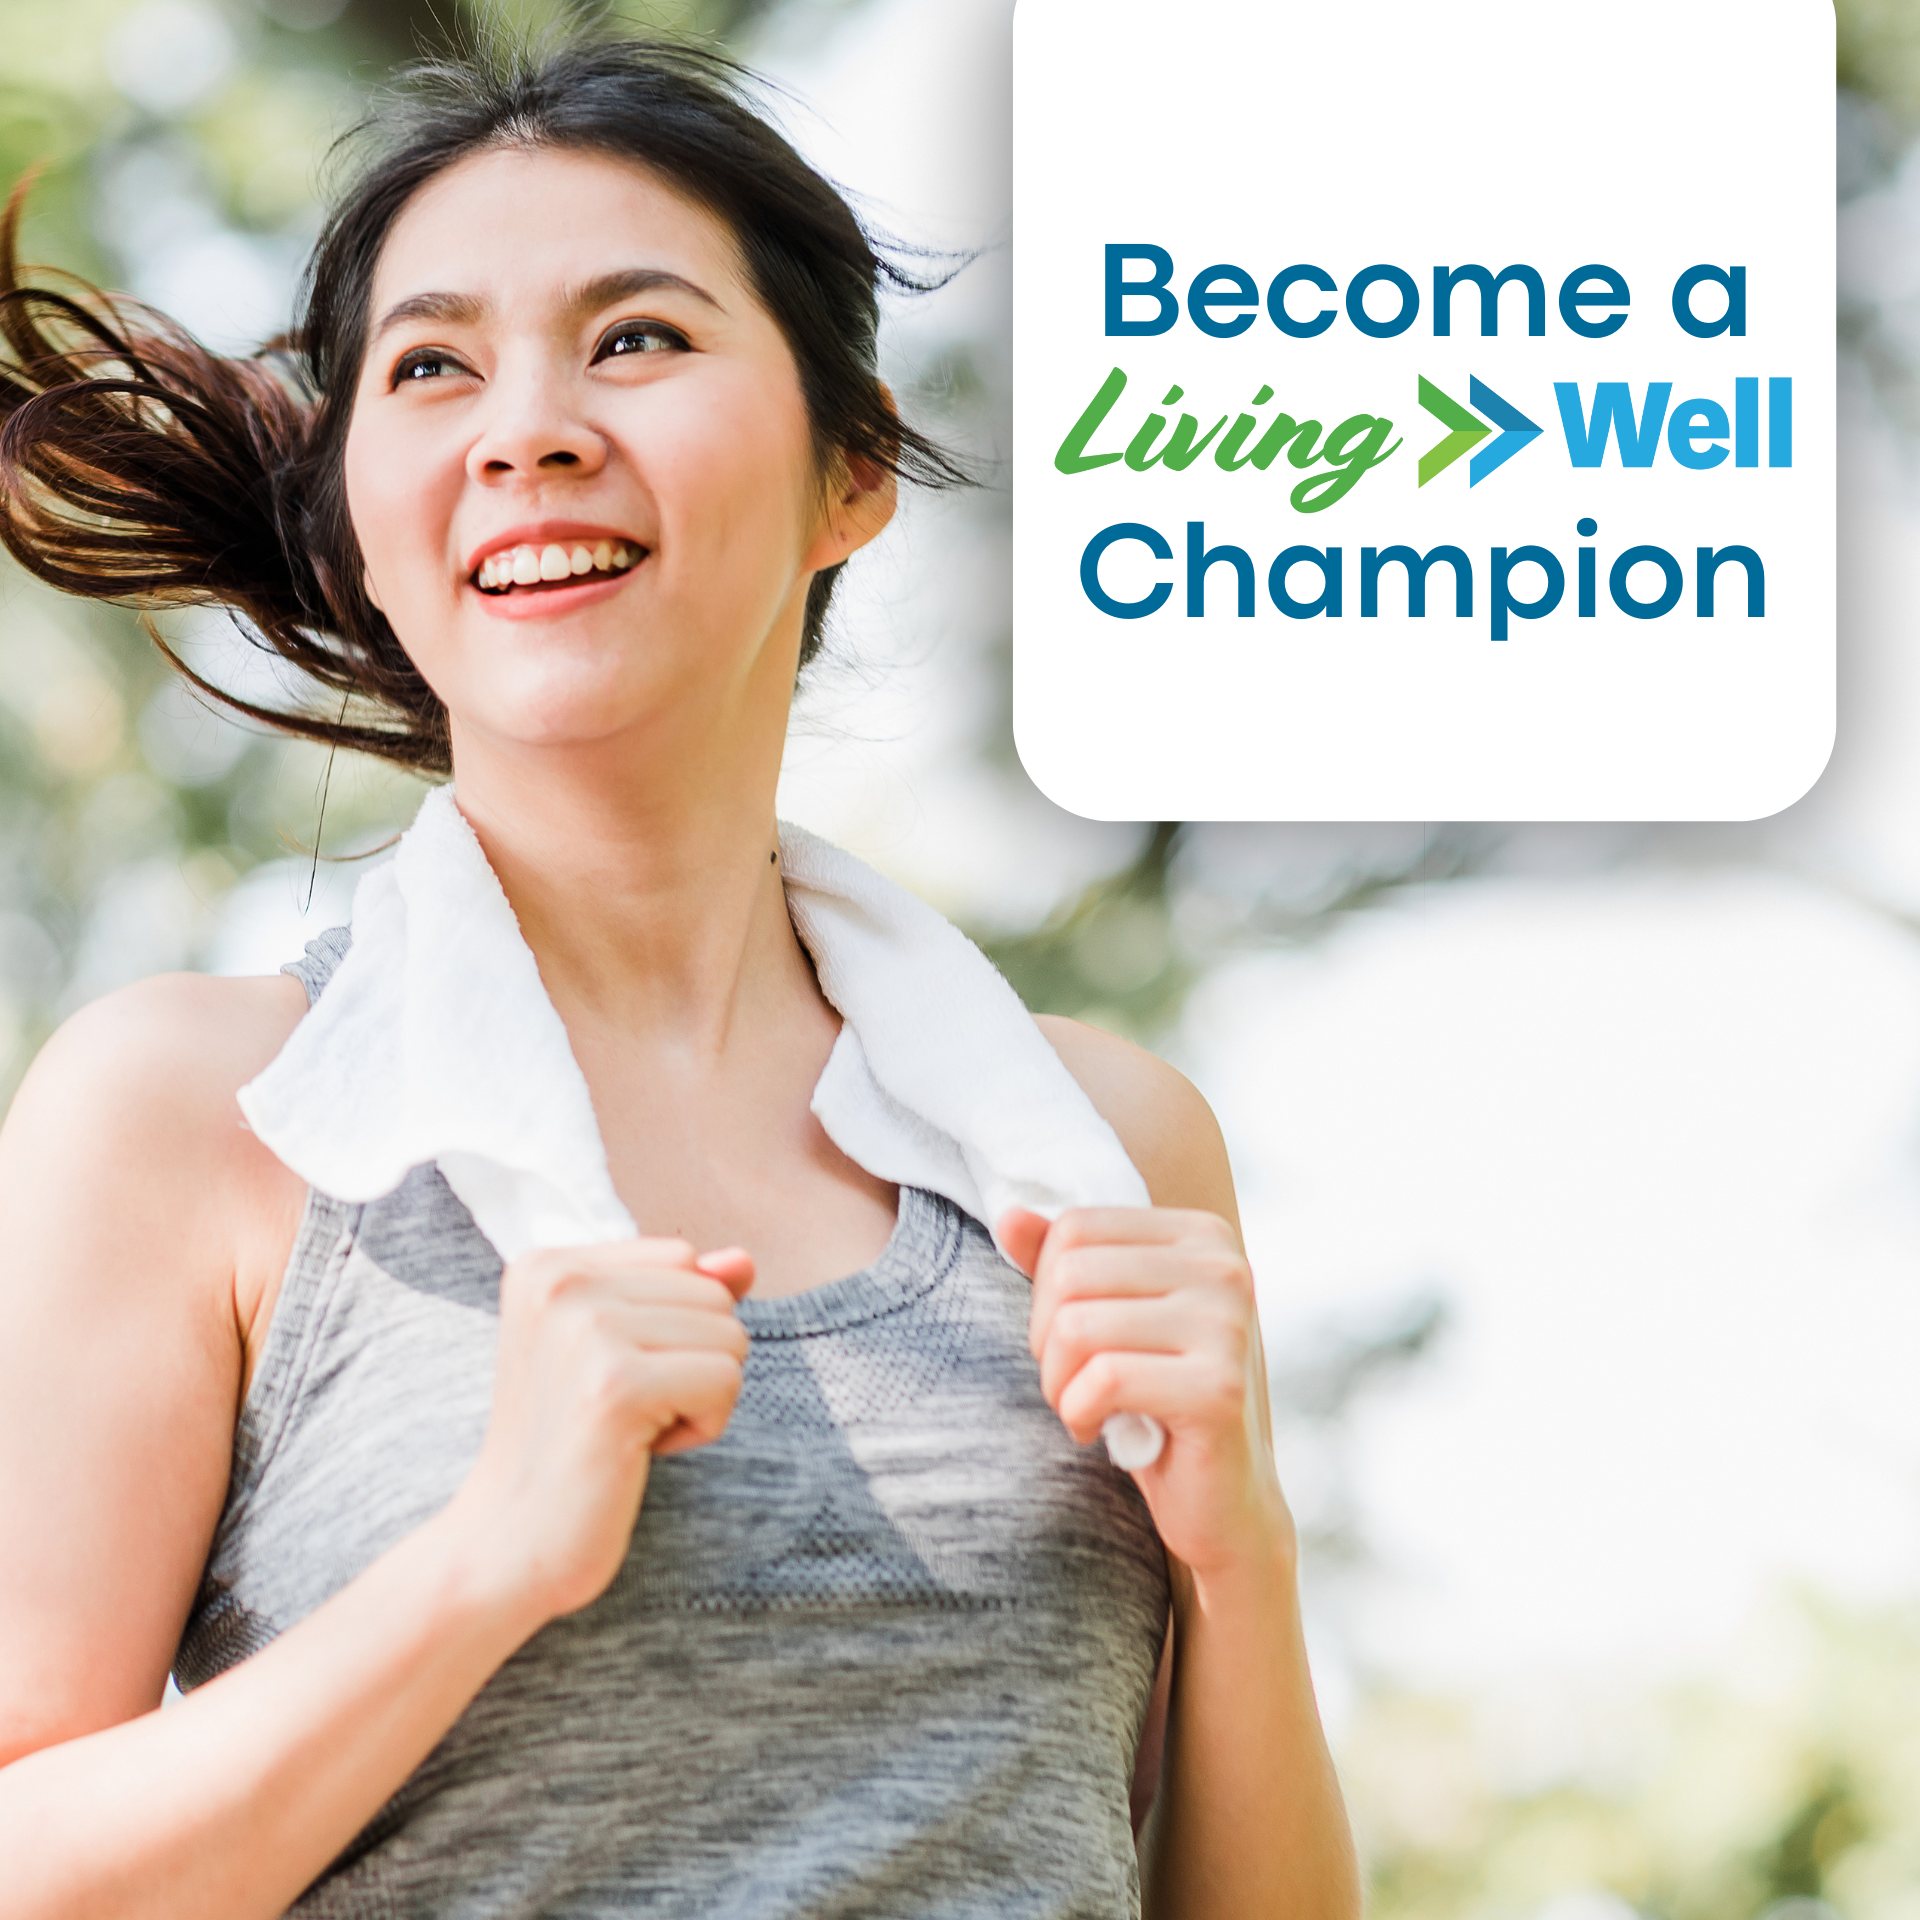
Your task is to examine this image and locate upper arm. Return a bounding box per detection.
[1035,1017,1247,1832]
[1034,1015,1241,1235]
[0,973,306,1766]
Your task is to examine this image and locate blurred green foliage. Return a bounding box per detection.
[1841,0,1920,123]
[1350,1593,1920,1920]
[0,0,796,1091]
[0,0,1506,1072]
[0,11,1911,1919]
[980,818,1497,1042]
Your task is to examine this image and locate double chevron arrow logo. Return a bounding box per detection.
[1417,376,1543,487]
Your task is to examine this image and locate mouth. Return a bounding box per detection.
[470,537,646,597]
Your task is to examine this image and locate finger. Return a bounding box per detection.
[1029,1244,1236,1367]
[695,1246,756,1300]
[517,1237,703,1291]
[648,1416,705,1456]
[995,1207,1052,1280]
[504,1262,746,1334]
[589,1302,751,1361]
[591,1235,704,1269]
[629,1348,747,1448]
[1041,1207,1239,1255]
[1055,1350,1244,1450]
[585,1266,746,1315]
[1037,1295,1236,1407]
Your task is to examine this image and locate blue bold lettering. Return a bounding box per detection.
[1105,245,1177,337]
[1187,522,1255,617]
[1558,265,1631,339]
[1672,265,1747,338]
[1490,547,1564,641]
[1360,546,1473,617]
[1081,523,1173,618]
[1432,265,1546,337]
[1267,265,1337,339]
[1735,378,1760,467]
[1346,264,1420,339]
[1555,383,1674,467]
[1770,378,1793,468]
[1187,265,1260,339]
[1667,398,1731,470]
[1697,546,1765,616]
[1268,547,1343,618]
[1610,546,1684,619]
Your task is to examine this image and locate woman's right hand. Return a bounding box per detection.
[452,1238,755,1624]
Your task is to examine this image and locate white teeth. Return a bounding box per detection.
[476,539,640,589]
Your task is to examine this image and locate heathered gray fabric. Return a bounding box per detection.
[178,930,1170,1918]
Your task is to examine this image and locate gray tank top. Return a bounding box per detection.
[176,929,1170,1918]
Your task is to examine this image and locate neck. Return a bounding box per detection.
[446,692,811,1061]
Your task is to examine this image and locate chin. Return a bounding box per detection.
[449,660,710,757]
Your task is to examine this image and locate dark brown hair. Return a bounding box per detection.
[0,36,967,776]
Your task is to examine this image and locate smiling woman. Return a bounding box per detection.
[0,34,1355,1920]
[338,139,893,764]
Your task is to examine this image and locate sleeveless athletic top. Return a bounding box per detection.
[174,929,1171,1919]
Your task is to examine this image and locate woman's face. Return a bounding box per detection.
[342,144,888,765]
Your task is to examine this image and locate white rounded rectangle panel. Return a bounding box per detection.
[1012,0,1835,821]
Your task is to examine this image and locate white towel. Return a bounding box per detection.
[237,785,1165,1468]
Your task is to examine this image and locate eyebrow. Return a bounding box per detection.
[371,268,724,343]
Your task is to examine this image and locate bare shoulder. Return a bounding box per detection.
[0,971,310,1763]
[6,966,313,1302]
[0,966,313,1351]
[19,968,308,1134]
[1033,1015,1241,1232]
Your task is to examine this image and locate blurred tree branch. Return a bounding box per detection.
[979,821,1505,1041]
[1841,0,1920,125]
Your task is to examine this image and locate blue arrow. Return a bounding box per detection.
[1468,377,1542,485]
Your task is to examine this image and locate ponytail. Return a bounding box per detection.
[0,34,968,780]
[0,182,451,773]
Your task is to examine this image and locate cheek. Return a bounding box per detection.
[342,410,455,618]
[341,425,399,595]
[648,373,820,565]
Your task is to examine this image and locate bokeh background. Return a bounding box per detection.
[0,2,1907,1915]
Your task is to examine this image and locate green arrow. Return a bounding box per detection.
[1417,376,1490,486]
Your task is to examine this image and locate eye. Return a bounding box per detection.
[391,348,467,386]
[594,319,689,362]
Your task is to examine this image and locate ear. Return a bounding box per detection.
[800,388,900,572]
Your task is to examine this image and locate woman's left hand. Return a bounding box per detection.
[998,1205,1295,1582]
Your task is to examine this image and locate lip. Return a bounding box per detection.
[461,519,651,580]
[473,566,639,620]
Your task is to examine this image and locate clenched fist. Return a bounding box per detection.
[452,1237,755,1622]
[1001,1206,1293,1582]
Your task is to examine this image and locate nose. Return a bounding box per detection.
[466,361,607,485]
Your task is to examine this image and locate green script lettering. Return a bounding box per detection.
[1248,414,1324,471]
[1215,386,1276,470]
[1052,371,1400,508]
[1125,386,1229,470]
[1291,414,1403,512]
[1054,366,1129,473]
